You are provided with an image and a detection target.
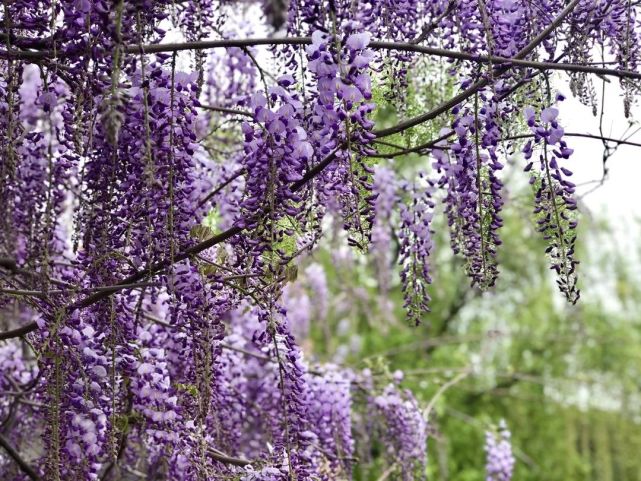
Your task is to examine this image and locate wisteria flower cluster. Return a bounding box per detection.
[0,0,640,480]
[371,164,399,294]
[398,172,435,325]
[306,26,377,250]
[485,421,516,481]
[442,98,504,290]
[523,96,580,303]
[370,381,428,481]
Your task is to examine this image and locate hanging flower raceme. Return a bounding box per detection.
[485,421,515,481]
[481,0,529,57]
[283,282,312,340]
[523,97,580,304]
[238,75,312,264]
[561,0,641,114]
[176,0,225,36]
[303,263,329,321]
[305,26,377,251]
[36,311,116,479]
[398,172,435,325]
[206,45,258,109]
[17,63,209,479]
[0,336,42,478]
[440,97,503,290]
[4,70,72,277]
[76,67,203,300]
[209,320,265,460]
[0,61,23,249]
[255,310,316,479]
[287,0,442,106]
[305,365,355,478]
[288,0,425,42]
[204,19,259,113]
[3,2,641,480]
[597,0,641,116]
[370,382,428,481]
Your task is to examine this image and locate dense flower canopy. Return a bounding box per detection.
[0,0,640,480]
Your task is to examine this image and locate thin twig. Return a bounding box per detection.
[375,463,398,481]
[208,447,253,467]
[411,0,456,44]
[378,130,641,158]
[196,167,246,209]
[506,131,641,149]
[199,104,253,117]
[423,369,471,421]
[0,281,160,297]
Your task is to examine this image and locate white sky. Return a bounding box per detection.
[559,77,641,233]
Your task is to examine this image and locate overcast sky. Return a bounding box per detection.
[560,77,641,231]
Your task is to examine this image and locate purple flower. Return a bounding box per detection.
[485,421,515,481]
[541,107,559,123]
[522,101,580,304]
[346,32,371,49]
[370,382,428,481]
[398,173,435,324]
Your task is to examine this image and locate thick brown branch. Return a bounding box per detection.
[0,257,17,272]
[0,323,41,341]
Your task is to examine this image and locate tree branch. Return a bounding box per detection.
[411,0,456,44]
[0,323,41,341]
[4,5,639,87]
[376,131,641,158]
[31,40,631,81]
[196,167,246,209]
[0,282,160,298]
[506,132,641,149]
[198,105,253,117]
[208,448,253,467]
[0,257,17,272]
[423,369,471,421]
[0,432,40,481]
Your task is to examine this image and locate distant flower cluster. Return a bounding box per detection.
[485,421,516,481]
